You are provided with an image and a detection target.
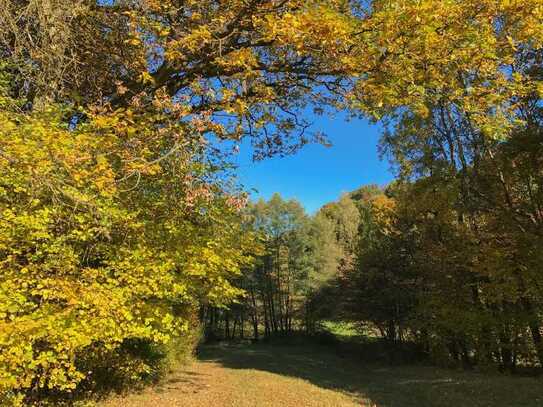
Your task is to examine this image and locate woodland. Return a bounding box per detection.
[0,0,542,405]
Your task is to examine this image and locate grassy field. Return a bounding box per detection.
[100,341,543,407]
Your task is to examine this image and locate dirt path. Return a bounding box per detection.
[101,343,543,407]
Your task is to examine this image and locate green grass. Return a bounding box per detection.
[321,321,361,338]
[100,341,543,406]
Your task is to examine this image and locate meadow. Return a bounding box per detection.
[101,341,543,407]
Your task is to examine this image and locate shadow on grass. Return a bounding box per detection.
[154,370,210,393]
[197,340,543,407]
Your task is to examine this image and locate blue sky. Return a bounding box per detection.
[233,113,395,213]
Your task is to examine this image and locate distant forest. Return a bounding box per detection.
[206,169,543,374]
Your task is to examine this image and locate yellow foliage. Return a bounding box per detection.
[0,96,257,401]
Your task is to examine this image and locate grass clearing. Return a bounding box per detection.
[100,342,543,407]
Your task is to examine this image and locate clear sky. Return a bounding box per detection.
[233,113,395,213]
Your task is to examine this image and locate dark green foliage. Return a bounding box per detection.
[202,193,359,339]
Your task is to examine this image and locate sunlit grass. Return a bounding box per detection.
[100,342,543,407]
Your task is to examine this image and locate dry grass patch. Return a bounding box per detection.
[100,342,543,407]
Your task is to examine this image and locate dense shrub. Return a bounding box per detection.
[0,89,255,404]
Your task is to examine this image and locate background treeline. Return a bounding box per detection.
[207,142,543,374]
[202,192,361,340]
[342,98,543,372]
[201,0,543,373]
[208,83,543,373]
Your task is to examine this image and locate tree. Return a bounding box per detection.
[0,81,258,402]
[0,1,362,402]
[0,0,364,157]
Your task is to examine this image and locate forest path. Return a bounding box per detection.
[100,342,543,407]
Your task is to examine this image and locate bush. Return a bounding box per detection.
[0,88,255,403]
